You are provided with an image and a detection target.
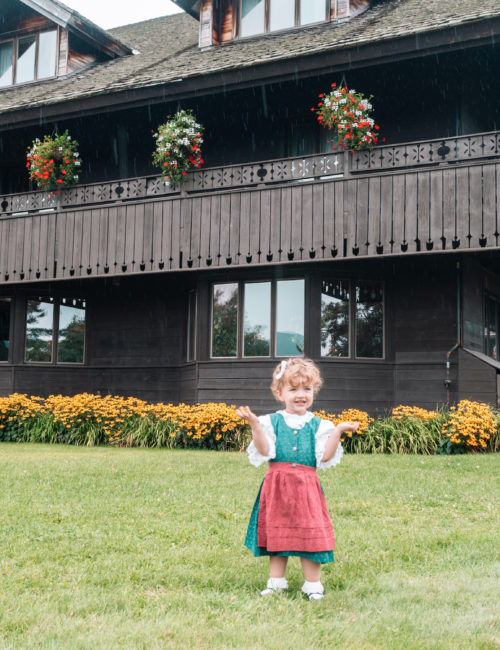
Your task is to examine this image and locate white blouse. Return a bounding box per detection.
[247,410,343,470]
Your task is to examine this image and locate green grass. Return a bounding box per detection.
[0,445,498,649]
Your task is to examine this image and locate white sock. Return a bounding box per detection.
[301,580,323,595]
[267,577,288,590]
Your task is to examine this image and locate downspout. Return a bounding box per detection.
[444,261,461,404]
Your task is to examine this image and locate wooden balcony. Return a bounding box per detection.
[0,130,499,284]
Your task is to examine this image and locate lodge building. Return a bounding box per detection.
[0,0,499,413]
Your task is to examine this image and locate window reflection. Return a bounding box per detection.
[244,282,271,356]
[356,282,384,358]
[0,42,13,87]
[57,303,85,363]
[37,31,57,79]
[241,0,265,36]
[26,300,54,362]
[187,290,197,361]
[484,296,498,359]
[16,36,36,83]
[270,0,295,31]
[321,280,349,357]
[300,0,328,24]
[212,283,238,357]
[0,298,11,362]
[276,279,304,356]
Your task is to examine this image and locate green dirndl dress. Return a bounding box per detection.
[245,412,334,564]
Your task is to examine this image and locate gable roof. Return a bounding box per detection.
[18,0,133,58]
[1,0,500,128]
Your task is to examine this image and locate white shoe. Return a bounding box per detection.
[302,581,324,601]
[260,577,288,596]
[307,592,324,601]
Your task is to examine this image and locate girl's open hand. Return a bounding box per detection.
[236,406,259,427]
[339,421,360,433]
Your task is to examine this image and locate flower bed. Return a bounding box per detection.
[0,394,498,454]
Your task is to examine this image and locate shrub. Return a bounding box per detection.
[0,394,498,455]
[440,400,498,454]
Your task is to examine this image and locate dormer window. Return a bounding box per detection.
[240,0,329,37]
[0,30,57,88]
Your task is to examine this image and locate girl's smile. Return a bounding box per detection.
[278,381,314,415]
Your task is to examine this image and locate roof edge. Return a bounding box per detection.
[171,0,200,20]
[19,0,133,57]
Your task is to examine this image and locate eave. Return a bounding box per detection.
[171,0,201,20]
[1,15,499,131]
[20,0,133,58]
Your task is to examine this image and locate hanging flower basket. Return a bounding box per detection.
[312,83,382,151]
[26,130,81,194]
[152,110,204,188]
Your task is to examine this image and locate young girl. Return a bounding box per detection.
[236,358,359,601]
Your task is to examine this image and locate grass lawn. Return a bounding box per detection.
[0,445,498,649]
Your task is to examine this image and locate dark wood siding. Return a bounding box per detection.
[0,254,496,411]
[458,348,497,405]
[1,159,499,285]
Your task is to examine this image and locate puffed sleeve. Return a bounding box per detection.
[315,418,343,469]
[246,414,277,467]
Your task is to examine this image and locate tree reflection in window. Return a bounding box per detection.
[0,298,11,362]
[244,282,271,356]
[58,303,85,363]
[321,280,349,357]
[356,282,384,358]
[212,283,238,357]
[25,300,54,362]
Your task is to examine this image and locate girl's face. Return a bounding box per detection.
[278,380,314,415]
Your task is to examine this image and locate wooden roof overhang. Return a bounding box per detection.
[1,13,499,131]
[171,0,200,20]
[18,0,133,58]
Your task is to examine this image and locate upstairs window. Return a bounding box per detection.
[240,0,329,37]
[0,30,57,88]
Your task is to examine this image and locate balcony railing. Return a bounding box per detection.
[1,131,500,217]
[0,131,498,284]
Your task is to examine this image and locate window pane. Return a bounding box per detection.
[212,283,238,357]
[241,0,265,36]
[37,31,57,79]
[276,279,304,357]
[485,296,497,358]
[321,280,349,357]
[0,41,13,87]
[16,36,36,83]
[26,300,54,362]
[244,282,271,356]
[187,290,197,361]
[356,282,384,358]
[300,0,328,24]
[0,298,11,362]
[57,301,85,363]
[270,0,295,31]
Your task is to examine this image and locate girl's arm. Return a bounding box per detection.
[236,406,269,456]
[321,421,359,462]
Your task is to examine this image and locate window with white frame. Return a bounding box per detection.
[25,297,86,364]
[0,30,57,88]
[211,279,304,358]
[240,0,329,37]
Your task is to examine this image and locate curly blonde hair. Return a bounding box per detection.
[271,358,323,400]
